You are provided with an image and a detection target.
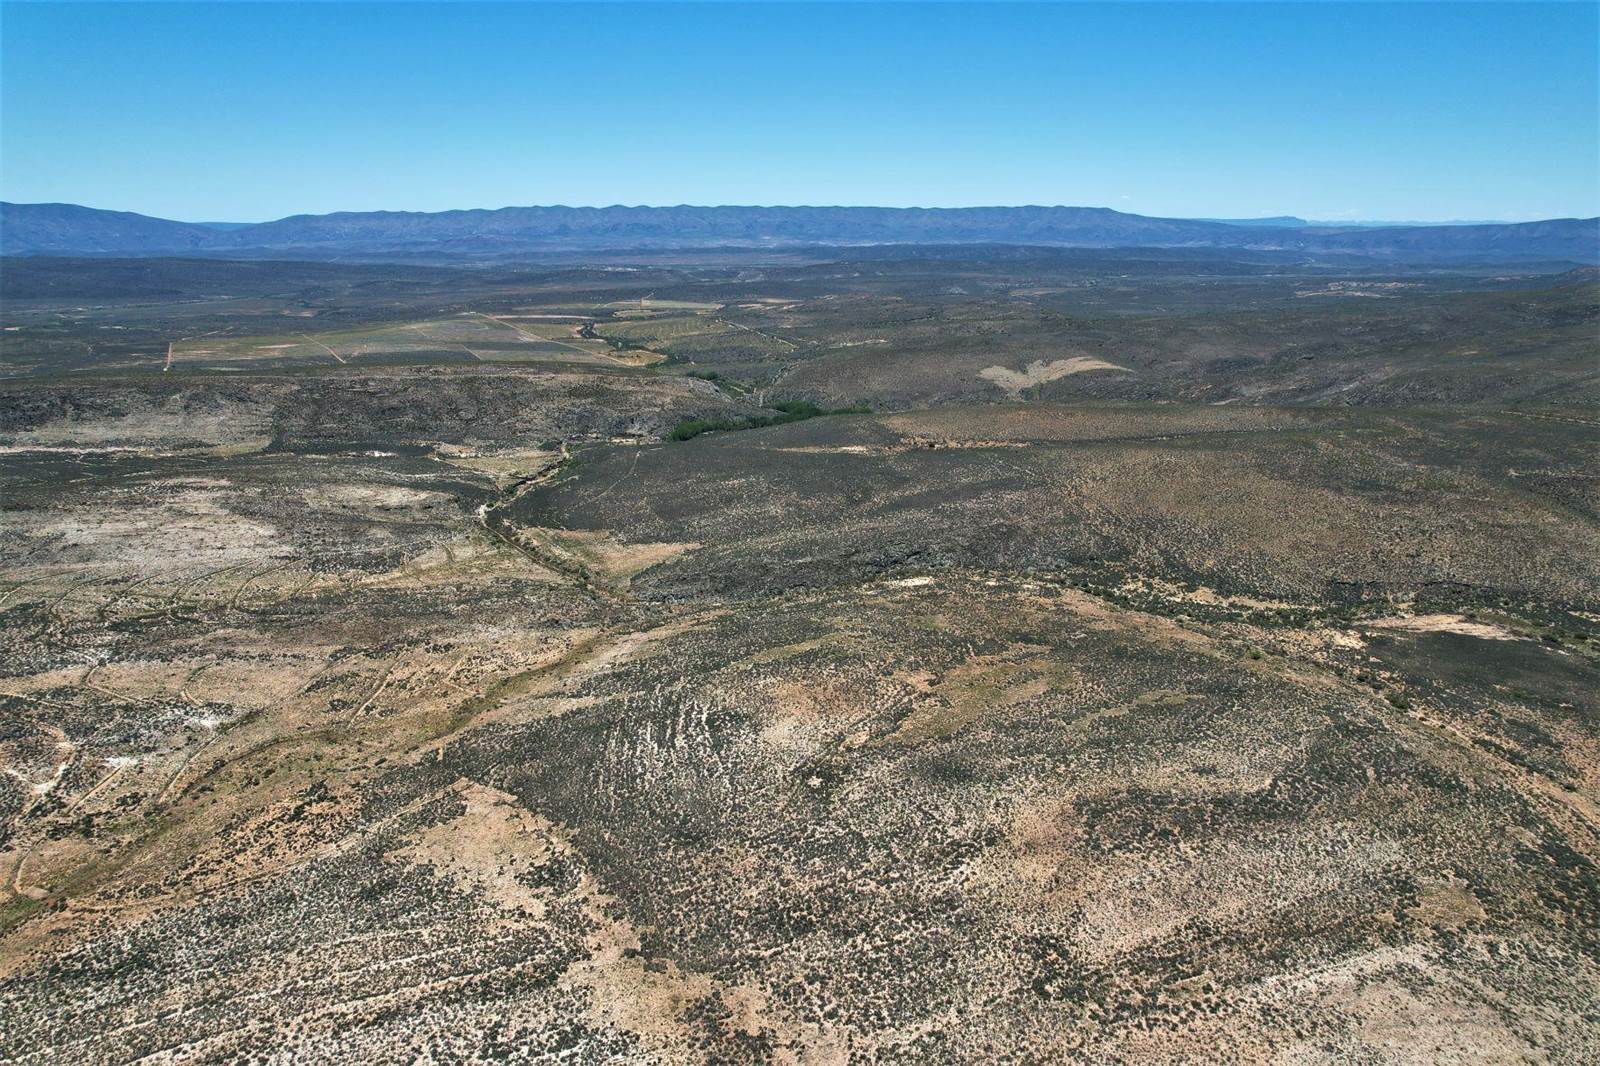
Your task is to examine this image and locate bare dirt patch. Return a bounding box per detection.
[1365,614,1523,641]
[978,356,1132,397]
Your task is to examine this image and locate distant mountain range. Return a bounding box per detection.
[2,202,1596,263]
[1197,216,1528,229]
[1194,217,1313,228]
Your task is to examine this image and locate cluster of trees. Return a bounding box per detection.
[669,400,870,441]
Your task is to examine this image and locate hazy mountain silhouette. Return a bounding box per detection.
[3,201,1596,262]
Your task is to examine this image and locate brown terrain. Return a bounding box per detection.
[1,250,1597,1062]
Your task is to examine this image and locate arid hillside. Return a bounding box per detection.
[2,252,1597,1063]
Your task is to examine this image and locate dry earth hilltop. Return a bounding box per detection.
[1,249,1597,1063]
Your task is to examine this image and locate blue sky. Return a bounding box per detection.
[1,2,1595,222]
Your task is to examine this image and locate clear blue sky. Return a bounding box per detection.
[2,2,1595,222]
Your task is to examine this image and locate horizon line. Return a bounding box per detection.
[8,200,1598,229]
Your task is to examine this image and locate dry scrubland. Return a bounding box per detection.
[1,250,1598,1063]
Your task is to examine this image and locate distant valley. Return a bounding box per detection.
[4,201,1597,264]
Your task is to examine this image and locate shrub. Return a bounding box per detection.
[667,399,871,442]
[769,399,824,418]
[669,417,745,441]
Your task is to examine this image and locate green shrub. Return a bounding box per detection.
[769,399,824,418]
[667,400,871,442]
[669,417,746,441]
